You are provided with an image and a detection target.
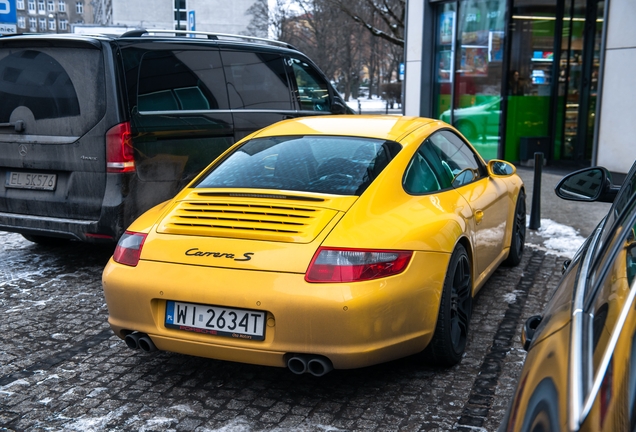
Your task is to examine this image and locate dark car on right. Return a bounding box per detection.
[500,161,636,431]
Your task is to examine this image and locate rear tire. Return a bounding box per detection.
[22,234,69,246]
[425,243,472,366]
[503,191,526,267]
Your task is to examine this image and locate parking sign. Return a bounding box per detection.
[188,10,195,38]
[0,0,17,35]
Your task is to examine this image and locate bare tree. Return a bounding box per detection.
[326,0,405,47]
[243,0,269,38]
[244,0,295,41]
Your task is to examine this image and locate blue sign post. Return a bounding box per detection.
[0,0,17,35]
[188,10,195,38]
[399,62,405,82]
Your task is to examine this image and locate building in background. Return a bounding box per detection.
[92,0,263,36]
[405,0,636,175]
[14,0,86,34]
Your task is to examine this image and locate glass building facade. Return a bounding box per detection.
[417,0,606,167]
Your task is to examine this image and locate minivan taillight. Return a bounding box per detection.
[305,247,412,283]
[113,231,147,266]
[106,122,135,173]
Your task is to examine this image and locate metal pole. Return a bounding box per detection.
[529,152,543,230]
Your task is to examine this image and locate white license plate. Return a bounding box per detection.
[165,300,266,341]
[6,171,57,191]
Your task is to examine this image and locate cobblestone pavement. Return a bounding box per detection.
[0,231,565,431]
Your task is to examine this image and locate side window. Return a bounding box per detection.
[289,58,331,112]
[221,51,292,110]
[137,50,228,112]
[584,208,636,427]
[428,130,482,187]
[403,149,442,194]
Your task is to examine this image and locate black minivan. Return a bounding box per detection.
[0,30,352,244]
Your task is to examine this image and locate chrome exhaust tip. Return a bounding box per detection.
[124,332,142,349]
[307,357,333,377]
[138,334,157,352]
[287,354,310,374]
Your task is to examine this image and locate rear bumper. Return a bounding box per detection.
[0,173,132,243]
[102,251,450,369]
[0,211,100,241]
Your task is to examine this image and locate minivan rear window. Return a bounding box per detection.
[196,136,402,195]
[0,47,105,136]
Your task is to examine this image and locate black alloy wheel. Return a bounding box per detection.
[425,243,472,366]
[503,191,526,267]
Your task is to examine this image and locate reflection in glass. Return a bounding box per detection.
[433,0,505,161]
[558,168,603,200]
[197,136,401,196]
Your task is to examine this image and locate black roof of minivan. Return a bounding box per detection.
[0,29,299,51]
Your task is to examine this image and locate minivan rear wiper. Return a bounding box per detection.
[0,120,25,133]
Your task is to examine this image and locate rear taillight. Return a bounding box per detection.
[113,231,147,266]
[305,247,412,283]
[106,122,135,173]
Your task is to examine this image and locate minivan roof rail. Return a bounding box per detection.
[120,29,297,50]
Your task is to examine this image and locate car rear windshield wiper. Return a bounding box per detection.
[0,120,25,133]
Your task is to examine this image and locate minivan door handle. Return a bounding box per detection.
[0,120,25,133]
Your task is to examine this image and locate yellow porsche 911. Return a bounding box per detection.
[102,115,525,376]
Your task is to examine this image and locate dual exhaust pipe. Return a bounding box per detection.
[124,332,157,352]
[123,333,332,376]
[287,354,333,376]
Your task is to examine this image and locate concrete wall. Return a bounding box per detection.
[111,0,258,35]
[404,0,424,117]
[596,0,636,173]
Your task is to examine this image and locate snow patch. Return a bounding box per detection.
[503,293,517,304]
[528,218,586,259]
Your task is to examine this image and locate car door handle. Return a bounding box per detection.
[475,210,484,224]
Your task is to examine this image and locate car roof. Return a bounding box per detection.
[251,115,438,144]
[0,30,299,52]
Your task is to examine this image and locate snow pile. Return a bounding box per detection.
[531,219,587,259]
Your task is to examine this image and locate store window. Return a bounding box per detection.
[434,0,506,160]
[505,7,554,161]
[59,19,67,30]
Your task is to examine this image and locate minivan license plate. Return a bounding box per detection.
[165,301,266,341]
[6,172,57,191]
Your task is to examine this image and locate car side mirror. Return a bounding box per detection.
[487,159,516,177]
[555,166,619,203]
